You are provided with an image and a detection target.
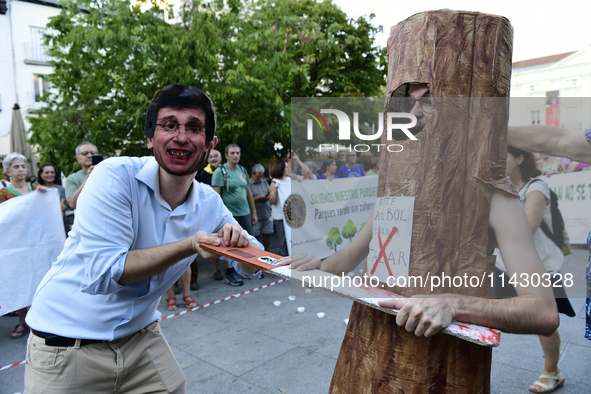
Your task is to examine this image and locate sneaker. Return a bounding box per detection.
[190,280,200,291]
[213,270,223,281]
[225,268,244,286]
[239,271,265,279]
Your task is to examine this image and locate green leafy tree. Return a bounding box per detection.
[341,219,357,243]
[326,226,342,252]
[29,0,386,175]
[29,0,192,174]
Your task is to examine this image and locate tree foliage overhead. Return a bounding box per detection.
[30,0,386,175]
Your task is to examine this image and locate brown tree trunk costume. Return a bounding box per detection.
[330,10,516,393]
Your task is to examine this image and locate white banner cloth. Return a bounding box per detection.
[292,176,378,259]
[0,189,65,315]
[543,171,591,244]
[289,171,591,260]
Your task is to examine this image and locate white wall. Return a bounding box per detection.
[509,47,591,130]
[0,0,61,158]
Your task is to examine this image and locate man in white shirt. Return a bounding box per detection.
[25,85,261,393]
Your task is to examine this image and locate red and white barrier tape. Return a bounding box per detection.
[160,278,288,321]
[0,278,288,372]
[0,360,26,372]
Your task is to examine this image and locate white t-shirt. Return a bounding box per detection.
[271,177,292,221]
[496,177,564,273]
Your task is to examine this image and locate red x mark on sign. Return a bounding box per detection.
[370,226,398,276]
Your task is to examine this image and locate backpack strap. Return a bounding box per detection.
[220,164,229,192]
[520,178,539,204]
[220,164,248,192]
[523,178,541,190]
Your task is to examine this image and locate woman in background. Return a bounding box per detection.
[1,153,47,339]
[269,159,291,256]
[37,163,67,216]
[503,146,574,393]
[317,159,338,180]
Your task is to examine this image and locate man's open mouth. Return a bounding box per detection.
[168,150,192,159]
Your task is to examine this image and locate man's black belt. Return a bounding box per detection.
[31,329,103,347]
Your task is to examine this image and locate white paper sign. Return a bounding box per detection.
[366,196,415,285]
[0,190,65,315]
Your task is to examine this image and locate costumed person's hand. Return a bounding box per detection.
[283,254,322,270]
[379,295,456,337]
[219,223,250,247]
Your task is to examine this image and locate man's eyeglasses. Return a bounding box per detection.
[79,151,98,156]
[393,94,433,114]
[156,121,205,135]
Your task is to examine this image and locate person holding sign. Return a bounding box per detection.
[1,153,48,339]
[317,159,339,180]
[288,89,559,393]
[288,10,558,392]
[291,82,558,335]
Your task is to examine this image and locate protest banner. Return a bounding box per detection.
[290,176,378,259]
[0,190,65,315]
[543,171,591,244]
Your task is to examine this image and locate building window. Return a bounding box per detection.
[33,75,49,102]
[25,27,51,64]
[531,110,541,125]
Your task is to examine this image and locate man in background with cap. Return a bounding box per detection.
[24,85,262,393]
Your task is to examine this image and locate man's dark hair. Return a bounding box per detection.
[145,85,216,143]
[508,146,541,182]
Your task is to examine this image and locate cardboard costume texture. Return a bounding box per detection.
[331,10,515,393]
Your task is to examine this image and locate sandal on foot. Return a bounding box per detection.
[183,295,197,308]
[11,322,29,339]
[166,297,177,311]
[529,372,565,393]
